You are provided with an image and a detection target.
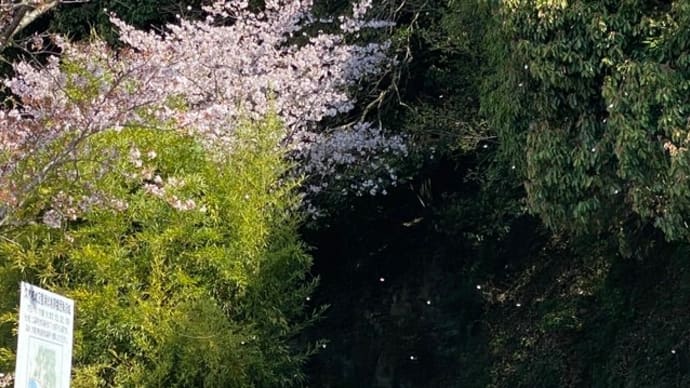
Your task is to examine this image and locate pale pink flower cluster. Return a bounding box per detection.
[142,176,198,212]
[0,0,405,224]
[42,191,110,229]
[339,0,395,33]
[300,122,407,197]
[128,147,199,212]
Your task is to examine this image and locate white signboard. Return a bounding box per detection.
[14,282,74,388]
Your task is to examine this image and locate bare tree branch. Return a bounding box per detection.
[0,0,88,51]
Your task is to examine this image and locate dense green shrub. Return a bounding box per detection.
[0,116,317,386]
[483,0,690,248]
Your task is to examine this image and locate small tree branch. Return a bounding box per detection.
[0,0,88,51]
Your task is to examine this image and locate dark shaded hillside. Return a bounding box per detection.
[303,162,690,386]
[302,0,690,385]
[302,156,491,387]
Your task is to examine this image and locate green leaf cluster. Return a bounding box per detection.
[50,0,203,44]
[483,0,690,247]
[0,116,317,386]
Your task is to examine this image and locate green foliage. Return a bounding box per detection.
[483,0,690,246]
[0,117,317,386]
[475,235,690,387]
[384,0,494,154]
[50,0,202,43]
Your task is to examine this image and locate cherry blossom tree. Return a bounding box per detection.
[0,1,91,50]
[0,0,406,226]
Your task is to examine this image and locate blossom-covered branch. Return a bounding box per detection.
[0,0,405,225]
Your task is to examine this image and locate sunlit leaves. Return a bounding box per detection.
[0,117,317,386]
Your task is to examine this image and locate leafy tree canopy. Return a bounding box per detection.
[483,0,690,252]
[0,115,318,387]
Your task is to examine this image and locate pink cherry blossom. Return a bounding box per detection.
[0,0,406,225]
